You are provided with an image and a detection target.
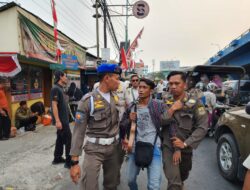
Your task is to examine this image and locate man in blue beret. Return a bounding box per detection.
[70,63,122,189]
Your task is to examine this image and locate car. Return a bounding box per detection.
[223,80,250,105]
[214,103,250,181]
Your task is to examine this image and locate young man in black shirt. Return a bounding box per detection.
[51,70,71,169]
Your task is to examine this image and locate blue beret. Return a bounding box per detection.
[97,63,122,74]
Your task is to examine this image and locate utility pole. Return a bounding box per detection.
[94,0,100,59]
[103,0,107,48]
[125,0,129,51]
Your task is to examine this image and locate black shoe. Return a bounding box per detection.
[52,157,66,165]
[64,162,71,169]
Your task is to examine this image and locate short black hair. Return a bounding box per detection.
[54,70,65,84]
[98,73,115,82]
[167,71,186,82]
[140,78,155,89]
[20,101,27,106]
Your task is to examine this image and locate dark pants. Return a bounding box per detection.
[116,142,126,185]
[163,146,193,190]
[80,141,119,190]
[54,124,72,163]
[0,109,11,139]
[19,116,38,131]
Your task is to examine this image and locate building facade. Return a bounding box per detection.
[0,3,94,124]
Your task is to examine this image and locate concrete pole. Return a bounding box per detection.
[96,0,100,59]
[125,0,128,51]
[103,0,107,48]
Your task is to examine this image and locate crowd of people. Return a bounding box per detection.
[66,64,208,190]
[1,64,250,190]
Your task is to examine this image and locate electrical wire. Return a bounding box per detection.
[30,0,95,46]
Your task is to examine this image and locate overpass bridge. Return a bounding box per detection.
[206,28,250,73]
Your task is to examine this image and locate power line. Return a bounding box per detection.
[58,1,96,35]
[78,0,93,12]
[30,0,95,46]
[100,0,119,50]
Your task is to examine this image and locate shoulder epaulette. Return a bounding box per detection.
[81,92,93,102]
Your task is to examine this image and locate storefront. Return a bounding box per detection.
[0,3,88,125]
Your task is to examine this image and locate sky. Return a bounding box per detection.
[5,0,250,71]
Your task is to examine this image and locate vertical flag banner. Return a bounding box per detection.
[51,0,63,62]
[121,48,128,70]
[126,27,144,70]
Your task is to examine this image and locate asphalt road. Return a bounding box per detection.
[0,125,242,190]
[55,138,242,190]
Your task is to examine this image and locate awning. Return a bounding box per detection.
[0,53,21,77]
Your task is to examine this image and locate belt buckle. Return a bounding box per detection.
[100,137,113,145]
[100,138,108,145]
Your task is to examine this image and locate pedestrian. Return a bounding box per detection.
[120,78,169,190]
[15,101,38,131]
[51,70,71,169]
[125,74,139,106]
[156,79,164,99]
[0,79,11,140]
[243,155,250,190]
[162,71,208,190]
[70,63,122,190]
[203,82,217,133]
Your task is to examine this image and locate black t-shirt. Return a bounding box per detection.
[50,84,69,125]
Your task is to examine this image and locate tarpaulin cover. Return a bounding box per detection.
[0,53,21,77]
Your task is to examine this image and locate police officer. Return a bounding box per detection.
[70,63,122,190]
[162,71,208,190]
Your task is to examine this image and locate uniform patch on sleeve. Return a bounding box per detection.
[198,107,206,115]
[75,112,85,123]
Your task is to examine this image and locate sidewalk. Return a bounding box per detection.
[0,124,73,190]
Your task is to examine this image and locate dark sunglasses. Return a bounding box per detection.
[132,79,139,82]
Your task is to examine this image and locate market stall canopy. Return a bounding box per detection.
[0,53,21,77]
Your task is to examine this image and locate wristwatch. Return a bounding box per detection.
[70,160,79,166]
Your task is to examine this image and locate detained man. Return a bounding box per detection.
[120,78,169,190]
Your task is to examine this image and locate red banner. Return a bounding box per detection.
[126,27,144,69]
[121,48,128,70]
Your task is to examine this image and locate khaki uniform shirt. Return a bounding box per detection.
[162,94,208,152]
[15,107,31,129]
[70,90,119,156]
[114,82,126,121]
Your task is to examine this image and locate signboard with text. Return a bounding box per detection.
[61,54,79,70]
[160,61,180,71]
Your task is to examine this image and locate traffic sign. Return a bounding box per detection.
[132,1,150,19]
